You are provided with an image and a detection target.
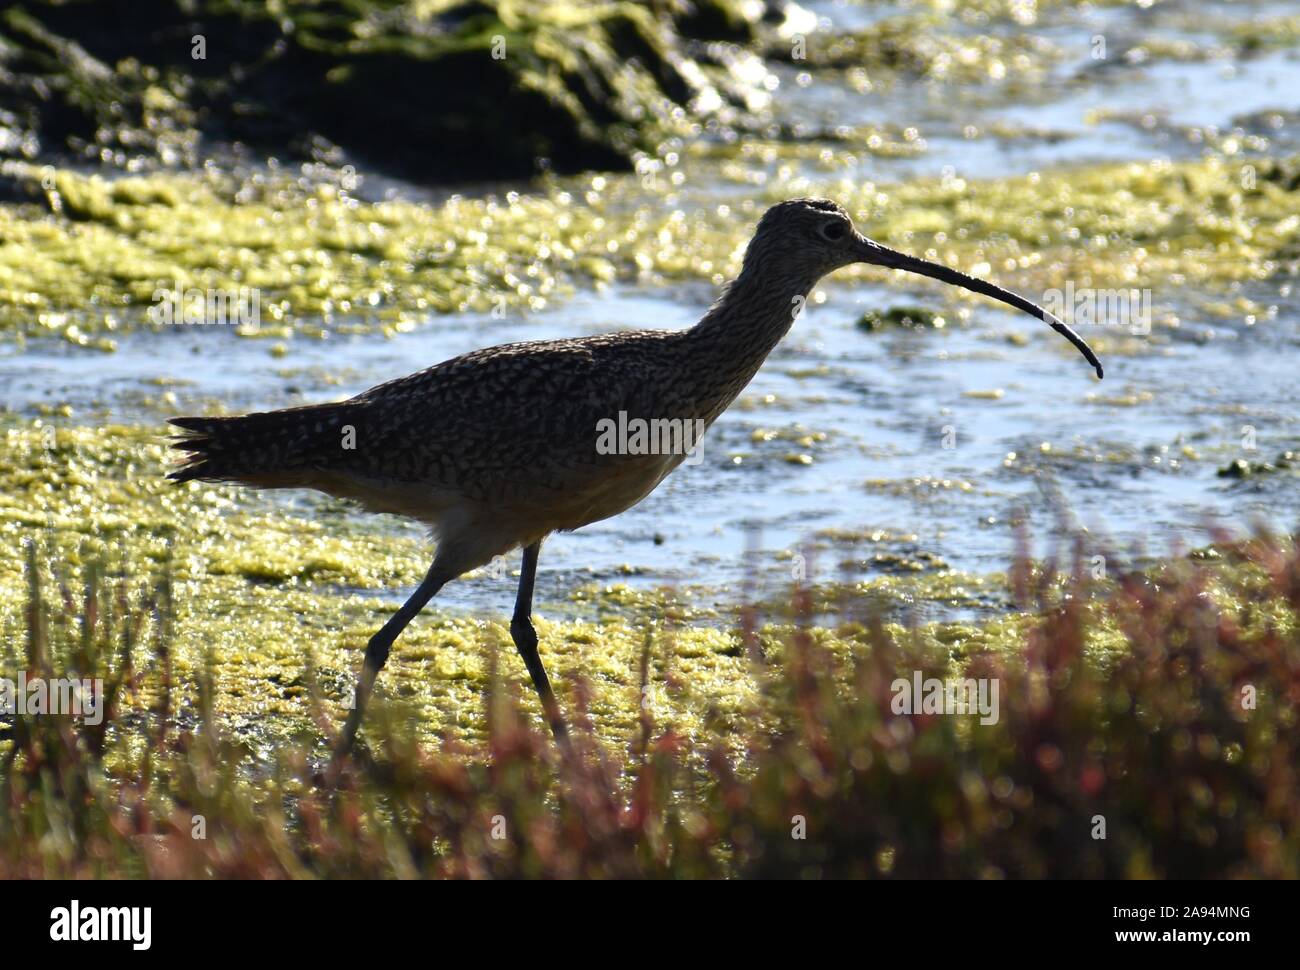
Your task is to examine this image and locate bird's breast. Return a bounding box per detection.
[511,449,689,535]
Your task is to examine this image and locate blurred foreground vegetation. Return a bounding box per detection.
[2,526,1297,878]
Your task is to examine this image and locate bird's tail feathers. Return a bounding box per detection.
[168,401,364,487]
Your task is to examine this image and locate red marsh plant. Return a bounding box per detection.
[0,531,1296,878]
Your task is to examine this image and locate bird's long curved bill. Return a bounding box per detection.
[857,238,1104,379]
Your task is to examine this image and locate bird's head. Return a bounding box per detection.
[747,198,1103,378]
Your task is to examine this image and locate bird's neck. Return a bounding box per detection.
[684,263,819,422]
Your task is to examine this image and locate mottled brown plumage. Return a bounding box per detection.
[169,198,1101,753]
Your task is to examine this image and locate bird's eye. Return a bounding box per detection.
[820,221,846,241]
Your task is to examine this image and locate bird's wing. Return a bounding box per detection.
[335,332,680,496]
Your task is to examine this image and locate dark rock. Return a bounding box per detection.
[0,0,771,183]
[856,305,946,332]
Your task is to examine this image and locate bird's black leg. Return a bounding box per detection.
[335,560,447,758]
[510,541,568,741]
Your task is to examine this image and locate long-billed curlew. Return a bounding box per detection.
[169,198,1102,751]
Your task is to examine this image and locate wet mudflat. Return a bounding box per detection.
[1,0,1297,746]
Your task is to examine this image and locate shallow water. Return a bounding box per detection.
[4,0,1297,621]
[5,275,1295,619]
[792,0,1300,180]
